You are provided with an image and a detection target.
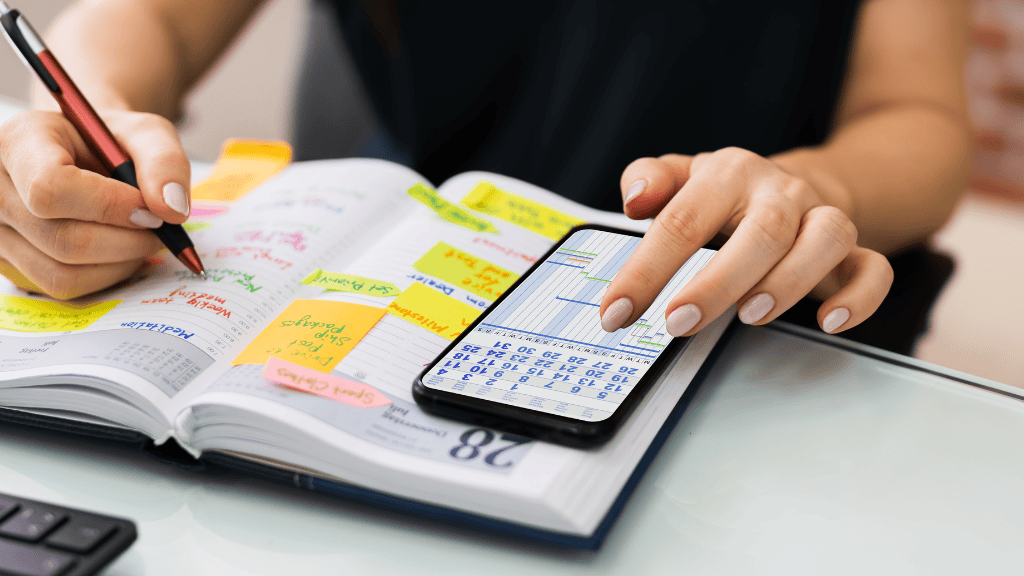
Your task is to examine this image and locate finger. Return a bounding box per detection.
[0,225,145,300]
[619,154,694,219]
[0,112,162,229]
[0,256,45,293]
[601,153,751,331]
[659,193,802,336]
[0,171,163,264]
[817,247,894,334]
[735,206,858,325]
[108,113,192,224]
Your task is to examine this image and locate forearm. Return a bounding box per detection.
[34,1,186,116]
[34,0,261,118]
[773,105,971,254]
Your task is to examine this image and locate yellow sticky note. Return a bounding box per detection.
[301,270,401,297]
[0,295,121,332]
[461,182,585,240]
[233,300,385,372]
[385,283,480,341]
[414,242,519,301]
[182,221,212,232]
[191,140,292,203]
[408,183,499,234]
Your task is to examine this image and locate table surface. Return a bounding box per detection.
[2,99,1024,574]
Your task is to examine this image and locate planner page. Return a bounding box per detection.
[0,159,426,425]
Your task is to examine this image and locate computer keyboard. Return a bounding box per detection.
[0,493,136,576]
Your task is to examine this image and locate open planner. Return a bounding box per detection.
[0,157,731,548]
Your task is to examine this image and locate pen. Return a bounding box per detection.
[0,1,207,279]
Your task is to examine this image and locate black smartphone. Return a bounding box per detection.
[412,224,716,447]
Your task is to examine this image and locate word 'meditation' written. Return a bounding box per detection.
[233,299,385,372]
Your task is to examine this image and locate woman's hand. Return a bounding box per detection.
[600,148,893,336]
[0,109,191,299]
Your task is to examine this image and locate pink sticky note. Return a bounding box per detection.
[262,357,391,408]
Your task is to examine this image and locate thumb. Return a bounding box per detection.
[619,153,694,220]
[108,112,192,225]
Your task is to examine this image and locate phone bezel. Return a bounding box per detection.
[412,224,697,448]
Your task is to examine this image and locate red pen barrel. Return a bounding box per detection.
[36,50,130,171]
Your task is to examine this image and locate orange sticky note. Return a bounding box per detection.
[385,282,480,341]
[191,140,292,203]
[233,299,385,372]
[263,357,391,408]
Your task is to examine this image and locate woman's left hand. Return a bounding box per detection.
[599,147,893,336]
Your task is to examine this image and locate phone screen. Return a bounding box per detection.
[420,228,715,423]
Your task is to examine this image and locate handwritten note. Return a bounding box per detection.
[190,140,292,203]
[385,282,479,341]
[408,183,499,234]
[0,295,121,332]
[301,270,401,297]
[461,182,584,240]
[262,357,391,408]
[414,242,519,301]
[233,300,385,371]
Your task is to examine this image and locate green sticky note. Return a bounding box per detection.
[413,242,519,300]
[408,183,499,234]
[301,269,402,297]
[182,221,212,232]
[0,295,121,332]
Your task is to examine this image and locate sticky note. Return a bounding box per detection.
[385,282,480,341]
[182,221,212,232]
[0,295,121,332]
[191,140,292,203]
[263,357,391,408]
[414,242,519,300]
[301,270,401,297]
[408,183,500,234]
[233,300,385,372]
[461,182,585,240]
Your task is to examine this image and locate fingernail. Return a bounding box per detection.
[822,307,850,333]
[163,182,190,217]
[624,179,646,204]
[738,293,775,324]
[601,298,634,332]
[129,208,163,229]
[667,304,701,337]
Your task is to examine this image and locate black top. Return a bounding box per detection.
[326,0,861,212]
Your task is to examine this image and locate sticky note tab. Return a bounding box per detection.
[263,357,391,408]
[191,140,292,203]
[301,270,401,297]
[414,242,519,300]
[182,221,212,232]
[408,183,499,234]
[386,282,479,341]
[0,295,121,332]
[461,182,585,240]
[233,300,385,372]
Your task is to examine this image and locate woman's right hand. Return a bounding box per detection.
[0,109,192,299]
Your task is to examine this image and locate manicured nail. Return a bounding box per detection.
[624,179,646,204]
[129,208,163,229]
[163,182,190,216]
[666,304,701,337]
[822,307,850,333]
[738,293,775,324]
[601,298,634,332]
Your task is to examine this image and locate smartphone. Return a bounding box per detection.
[412,224,716,447]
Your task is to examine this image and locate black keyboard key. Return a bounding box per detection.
[0,508,67,542]
[0,498,18,522]
[45,519,115,554]
[0,539,75,576]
